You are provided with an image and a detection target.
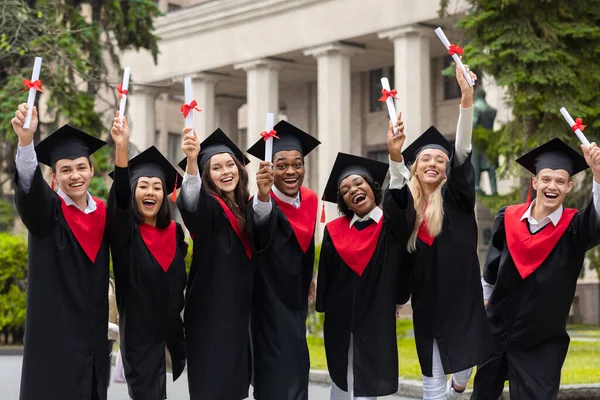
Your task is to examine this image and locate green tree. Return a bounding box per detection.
[439,0,600,277]
[0,233,28,342]
[0,0,162,200]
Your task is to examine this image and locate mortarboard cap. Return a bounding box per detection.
[246,120,320,160]
[402,125,453,166]
[516,138,588,176]
[178,128,249,173]
[35,124,106,167]
[322,152,389,203]
[108,146,182,195]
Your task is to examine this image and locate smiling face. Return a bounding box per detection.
[414,149,448,187]
[532,168,573,213]
[134,176,164,224]
[339,174,376,218]
[209,153,239,195]
[273,150,305,198]
[52,157,94,200]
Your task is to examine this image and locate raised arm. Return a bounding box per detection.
[252,160,275,225]
[453,63,477,167]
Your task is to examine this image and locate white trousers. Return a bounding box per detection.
[329,334,376,400]
[422,340,472,400]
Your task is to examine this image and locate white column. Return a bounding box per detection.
[190,74,218,141]
[128,86,158,154]
[379,26,432,146]
[304,43,362,229]
[234,59,280,194]
[216,96,244,147]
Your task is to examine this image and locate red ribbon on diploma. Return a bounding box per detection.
[21,79,43,92]
[180,100,201,119]
[571,118,586,132]
[378,89,398,102]
[117,84,128,99]
[448,44,464,56]
[260,129,279,141]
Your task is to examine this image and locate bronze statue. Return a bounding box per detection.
[472,88,498,195]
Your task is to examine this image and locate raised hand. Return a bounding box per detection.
[256,160,274,202]
[582,143,600,181]
[11,103,38,147]
[181,127,200,161]
[387,111,406,162]
[456,62,477,108]
[110,112,130,148]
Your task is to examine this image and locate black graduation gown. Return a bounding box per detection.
[107,166,187,400]
[404,153,493,377]
[246,187,318,400]
[14,167,110,400]
[315,189,413,397]
[472,201,600,400]
[177,185,254,400]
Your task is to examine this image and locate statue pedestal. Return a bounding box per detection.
[475,200,495,271]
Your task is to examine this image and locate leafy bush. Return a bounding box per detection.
[0,233,28,342]
[0,199,16,232]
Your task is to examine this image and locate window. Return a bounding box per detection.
[167,132,180,164]
[369,66,394,113]
[167,3,182,12]
[443,55,462,100]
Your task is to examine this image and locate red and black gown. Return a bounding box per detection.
[177,185,254,400]
[316,189,413,397]
[107,166,187,400]
[472,200,600,400]
[14,167,110,400]
[246,186,318,400]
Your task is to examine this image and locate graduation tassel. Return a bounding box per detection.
[171,174,178,203]
[526,178,532,204]
[51,177,55,191]
[320,202,326,223]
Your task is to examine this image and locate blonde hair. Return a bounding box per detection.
[407,158,447,253]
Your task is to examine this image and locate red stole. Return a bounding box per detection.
[327,216,384,276]
[60,196,106,263]
[139,221,176,272]
[417,203,435,246]
[270,186,318,254]
[212,195,252,259]
[505,203,577,279]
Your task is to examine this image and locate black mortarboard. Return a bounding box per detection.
[516,138,588,176]
[178,128,249,173]
[35,124,106,167]
[246,120,320,160]
[322,152,389,203]
[402,125,453,166]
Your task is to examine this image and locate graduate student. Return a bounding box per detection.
[315,114,414,400]
[472,138,600,400]
[400,64,492,399]
[11,103,110,400]
[246,121,321,400]
[178,127,254,400]
[107,115,187,400]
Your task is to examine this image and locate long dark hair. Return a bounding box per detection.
[201,155,250,230]
[130,178,172,229]
[336,175,383,219]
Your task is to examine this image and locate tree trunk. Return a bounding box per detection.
[520,117,539,203]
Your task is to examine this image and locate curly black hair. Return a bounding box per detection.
[336,175,383,219]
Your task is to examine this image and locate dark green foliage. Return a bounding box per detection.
[0,233,28,341]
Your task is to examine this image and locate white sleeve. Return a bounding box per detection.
[454,106,474,167]
[388,156,411,190]
[252,195,273,224]
[481,277,495,300]
[15,142,39,193]
[593,180,600,220]
[180,172,202,212]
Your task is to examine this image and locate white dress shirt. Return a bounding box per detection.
[180,171,202,212]
[454,106,474,166]
[482,180,600,299]
[349,206,383,229]
[15,142,96,213]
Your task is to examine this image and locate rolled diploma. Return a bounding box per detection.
[560,107,591,148]
[184,78,194,129]
[265,113,275,163]
[118,67,130,127]
[434,27,474,87]
[381,77,397,135]
[24,57,42,130]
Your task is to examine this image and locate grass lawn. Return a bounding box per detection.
[308,320,600,385]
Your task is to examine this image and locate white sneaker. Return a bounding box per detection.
[446,378,466,399]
